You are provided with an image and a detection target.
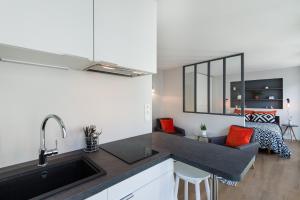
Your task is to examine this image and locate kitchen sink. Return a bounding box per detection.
[0,156,106,200]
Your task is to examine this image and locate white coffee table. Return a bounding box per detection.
[185,134,209,143]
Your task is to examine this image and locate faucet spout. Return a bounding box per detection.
[39,114,67,166]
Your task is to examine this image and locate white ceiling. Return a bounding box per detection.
[157,0,300,73]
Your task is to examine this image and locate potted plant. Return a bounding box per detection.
[200,124,207,136]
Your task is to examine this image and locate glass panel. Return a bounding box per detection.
[226,56,242,115]
[196,63,208,112]
[210,60,223,114]
[184,65,195,112]
[182,54,244,116]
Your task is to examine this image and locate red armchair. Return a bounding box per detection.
[154,118,185,136]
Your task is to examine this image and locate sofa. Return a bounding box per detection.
[208,127,259,156]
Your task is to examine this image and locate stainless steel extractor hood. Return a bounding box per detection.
[83,62,150,77]
[0,43,152,77]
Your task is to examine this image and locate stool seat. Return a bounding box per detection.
[175,161,210,180]
[174,161,210,200]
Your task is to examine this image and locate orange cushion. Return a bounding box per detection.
[160,119,176,133]
[225,125,254,147]
[253,110,277,116]
[234,109,254,115]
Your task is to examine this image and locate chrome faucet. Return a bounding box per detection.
[38,114,67,167]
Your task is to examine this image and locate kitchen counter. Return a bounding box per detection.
[0,132,255,200]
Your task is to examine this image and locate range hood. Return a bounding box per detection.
[0,43,151,77]
[84,62,149,77]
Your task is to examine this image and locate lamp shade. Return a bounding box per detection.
[287,98,290,108]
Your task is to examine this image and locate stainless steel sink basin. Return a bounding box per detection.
[0,156,106,200]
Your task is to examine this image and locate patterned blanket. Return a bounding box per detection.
[218,177,238,186]
[246,122,291,158]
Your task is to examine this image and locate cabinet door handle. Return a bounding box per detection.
[120,193,134,200]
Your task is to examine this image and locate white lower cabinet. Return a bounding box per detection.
[85,159,174,200]
[108,159,174,200]
[85,189,107,200]
[132,171,174,200]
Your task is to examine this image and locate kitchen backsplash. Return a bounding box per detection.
[0,63,152,168]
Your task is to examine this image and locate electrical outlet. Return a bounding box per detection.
[144,104,151,121]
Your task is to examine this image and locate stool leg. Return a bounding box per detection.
[204,178,210,200]
[195,181,201,200]
[184,180,189,200]
[174,176,180,200]
[211,175,218,200]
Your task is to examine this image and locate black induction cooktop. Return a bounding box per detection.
[100,138,158,164]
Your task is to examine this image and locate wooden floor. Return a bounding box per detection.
[178,141,300,200]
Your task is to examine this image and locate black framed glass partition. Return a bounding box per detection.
[183,53,245,116]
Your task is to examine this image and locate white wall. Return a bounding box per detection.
[0,63,152,168]
[152,70,164,126]
[152,67,244,137]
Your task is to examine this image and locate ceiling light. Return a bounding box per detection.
[102,66,115,70]
[133,71,143,75]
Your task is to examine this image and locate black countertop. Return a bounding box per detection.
[0,132,255,200]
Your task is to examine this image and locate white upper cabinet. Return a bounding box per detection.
[94,0,157,73]
[0,0,156,74]
[0,0,93,60]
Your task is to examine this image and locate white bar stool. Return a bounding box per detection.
[174,161,211,200]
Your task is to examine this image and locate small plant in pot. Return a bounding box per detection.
[200,124,207,136]
[83,125,102,152]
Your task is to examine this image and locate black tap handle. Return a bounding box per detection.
[38,149,46,166]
